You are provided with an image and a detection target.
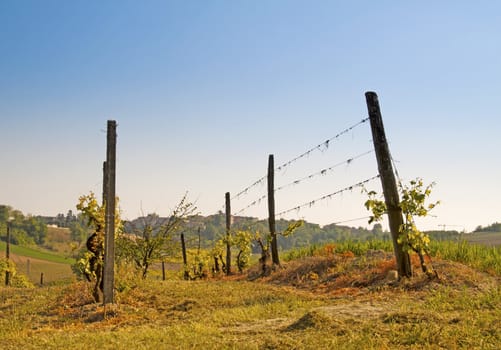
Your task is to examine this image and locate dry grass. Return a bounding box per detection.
[1,249,500,349]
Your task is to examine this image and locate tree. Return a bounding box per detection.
[22,216,47,245]
[69,214,91,244]
[116,193,197,279]
[372,223,384,236]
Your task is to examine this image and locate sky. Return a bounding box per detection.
[1,1,500,232]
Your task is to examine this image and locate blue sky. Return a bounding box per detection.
[1,1,500,232]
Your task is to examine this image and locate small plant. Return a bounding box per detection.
[256,220,304,274]
[365,178,439,278]
[116,193,196,280]
[233,230,253,273]
[1,259,34,288]
[74,191,123,302]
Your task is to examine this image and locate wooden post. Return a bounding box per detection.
[365,91,412,278]
[5,221,10,260]
[181,233,189,280]
[102,161,107,205]
[268,154,279,266]
[162,261,166,281]
[40,272,44,286]
[103,120,117,304]
[225,192,232,275]
[5,221,11,286]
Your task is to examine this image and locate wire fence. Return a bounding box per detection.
[227,117,381,227]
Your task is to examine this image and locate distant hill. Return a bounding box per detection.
[123,213,387,252]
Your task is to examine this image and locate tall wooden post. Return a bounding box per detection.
[5,221,11,286]
[225,192,232,275]
[268,154,279,266]
[102,161,107,205]
[5,222,10,260]
[365,92,412,278]
[103,120,117,304]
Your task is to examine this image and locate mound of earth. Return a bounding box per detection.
[252,250,499,296]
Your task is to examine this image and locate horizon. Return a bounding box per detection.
[1,1,500,233]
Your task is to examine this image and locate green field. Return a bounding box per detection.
[0,241,75,265]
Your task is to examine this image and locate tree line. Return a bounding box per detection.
[124,213,390,254]
[0,205,47,245]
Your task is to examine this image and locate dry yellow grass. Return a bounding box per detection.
[1,250,500,349]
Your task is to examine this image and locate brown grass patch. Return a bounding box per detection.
[252,251,499,297]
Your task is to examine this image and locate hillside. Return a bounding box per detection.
[0,239,75,285]
[1,245,500,349]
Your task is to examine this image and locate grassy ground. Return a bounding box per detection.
[1,246,500,349]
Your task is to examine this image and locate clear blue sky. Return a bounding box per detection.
[1,1,500,232]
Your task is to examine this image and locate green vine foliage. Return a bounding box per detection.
[1,259,34,288]
[73,192,123,280]
[365,178,440,278]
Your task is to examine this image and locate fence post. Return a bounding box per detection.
[162,261,166,281]
[181,233,189,280]
[225,192,232,275]
[365,91,412,278]
[5,220,11,286]
[40,272,44,286]
[102,161,107,205]
[103,120,117,304]
[268,154,279,266]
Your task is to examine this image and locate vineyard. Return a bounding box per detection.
[1,240,501,349]
[1,92,501,349]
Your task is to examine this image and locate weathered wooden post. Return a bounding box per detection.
[40,272,44,286]
[225,192,232,275]
[365,91,412,278]
[268,155,279,266]
[5,219,11,286]
[181,233,189,280]
[103,120,117,304]
[162,261,166,281]
[102,161,107,205]
[5,221,10,260]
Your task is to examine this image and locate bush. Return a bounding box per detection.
[0,259,34,288]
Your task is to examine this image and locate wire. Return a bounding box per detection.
[276,175,380,217]
[276,118,369,172]
[330,216,372,225]
[275,150,374,192]
[228,117,369,202]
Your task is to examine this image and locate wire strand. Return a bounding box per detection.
[228,117,369,202]
[276,175,380,217]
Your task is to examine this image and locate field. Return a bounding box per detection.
[1,239,501,349]
[463,231,501,247]
[0,241,75,285]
